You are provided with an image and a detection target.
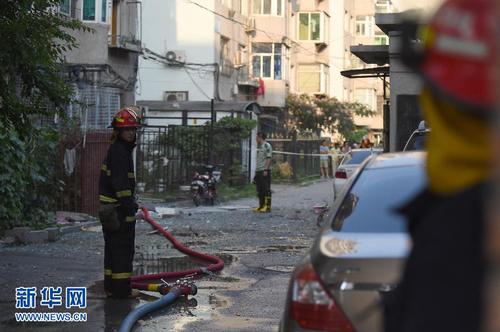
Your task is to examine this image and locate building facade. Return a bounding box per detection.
[137,0,252,121]
[61,0,141,128]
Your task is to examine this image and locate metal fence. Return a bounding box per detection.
[136,125,250,194]
[268,131,322,181]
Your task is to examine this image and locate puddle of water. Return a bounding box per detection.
[133,244,235,279]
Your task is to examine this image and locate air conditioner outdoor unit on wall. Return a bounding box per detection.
[164,91,189,102]
[165,50,186,63]
[245,18,256,32]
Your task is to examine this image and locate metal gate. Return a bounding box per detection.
[136,125,249,194]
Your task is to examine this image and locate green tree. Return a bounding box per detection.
[285,94,375,139]
[0,1,88,230]
[0,0,89,135]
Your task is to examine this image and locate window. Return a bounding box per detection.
[253,0,283,16]
[220,37,232,76]
[164,91,189,102]
[59,0,70,15]
[298,12,328,42]
[252,43,282,79]
[235,44,245,65]
[355,88,376,110]
[332,165,426,233]
[375,0,392,13]
[83,0,109,23]
[355,16,374,37]
[375,29,389,45]
[298,64,329,93]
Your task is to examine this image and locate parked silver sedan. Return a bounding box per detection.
[280,152,426,332]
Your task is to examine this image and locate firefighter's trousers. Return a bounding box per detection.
[103,208,136,298]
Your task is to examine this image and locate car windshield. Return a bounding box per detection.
[405,132,427,151]
[331,165,426,233]
[342,151,373,165]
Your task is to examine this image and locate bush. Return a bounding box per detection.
[0,125,62,231]
[272,162,293,180]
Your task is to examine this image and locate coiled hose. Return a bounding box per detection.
[130,207,225,292]
[118,207,222,331]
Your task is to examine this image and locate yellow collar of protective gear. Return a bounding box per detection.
[421,88,491,195]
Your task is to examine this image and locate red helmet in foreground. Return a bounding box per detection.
[407,0,498,113]
[109,107,142,129]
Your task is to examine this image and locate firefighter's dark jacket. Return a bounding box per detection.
[99,138,138,220]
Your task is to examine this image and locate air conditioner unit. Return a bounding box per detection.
[165,50,186,63]
[164,91,188,102]
[245,18,256,33]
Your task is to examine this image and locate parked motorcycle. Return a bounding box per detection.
[190,165,221,206]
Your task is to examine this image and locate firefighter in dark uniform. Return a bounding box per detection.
[385,0,496,331]
[253,132,273,213]
[98,107,141,298]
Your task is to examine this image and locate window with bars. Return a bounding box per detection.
[252,43,282,80]
[71,86,121,129]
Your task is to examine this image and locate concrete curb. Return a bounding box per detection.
[1,221,101,247]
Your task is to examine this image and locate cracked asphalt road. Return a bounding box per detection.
[0,180,333,332]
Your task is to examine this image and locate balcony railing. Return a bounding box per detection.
[108,35,142,53]
[237,70,260,88]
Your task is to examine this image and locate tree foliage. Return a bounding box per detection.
[0,0,89,135]
[0,1,88,229]
[285,94,375,138]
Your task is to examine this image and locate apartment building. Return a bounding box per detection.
[246,0,332,132]
[61,0,141,128]
[345,0,396,144]
[136,0,254,125]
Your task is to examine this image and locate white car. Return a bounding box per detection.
[333,148,383,200]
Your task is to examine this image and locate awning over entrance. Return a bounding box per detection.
[136,100,262,114]
[341,66,390,78]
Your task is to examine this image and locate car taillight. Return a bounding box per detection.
[290,263,355,332]
[335,170,347,179]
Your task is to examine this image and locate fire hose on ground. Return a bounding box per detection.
[118,207,225,332]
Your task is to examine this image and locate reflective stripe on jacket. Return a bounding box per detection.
[98,139,138,218]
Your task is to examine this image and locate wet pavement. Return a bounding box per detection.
[0,180,334,331]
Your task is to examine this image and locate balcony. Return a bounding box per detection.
[108,35,142,53]
[237,70,260,88]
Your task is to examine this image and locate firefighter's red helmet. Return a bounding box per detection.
[109,107,142,129]
[417,0,498,112]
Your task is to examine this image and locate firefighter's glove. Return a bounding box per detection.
[135,210,145,220]
[98,204,120,232]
